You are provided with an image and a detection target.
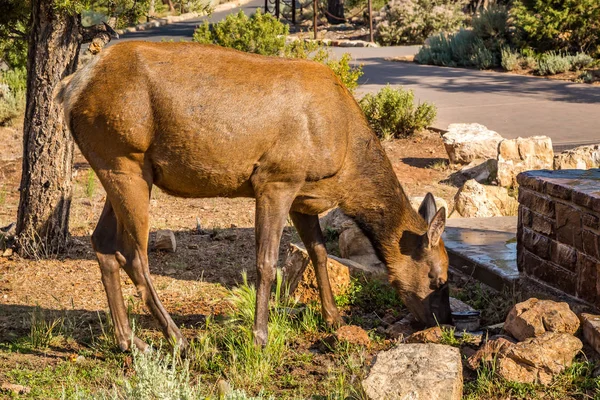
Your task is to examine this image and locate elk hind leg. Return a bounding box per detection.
[103,172,187,349]
[92,200,147,351]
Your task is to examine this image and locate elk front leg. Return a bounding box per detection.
[289,211,343,327]
[253,182,300,347]
[101,171,187,350]
[92,201,147,352]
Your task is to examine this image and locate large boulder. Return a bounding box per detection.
[554,144,600,170]
[319,208,355,233]
[497,136,554,187]
[504,298,580,341]
[362,344,463,400]
[454,180,519,218]
[282,243,385,303]
[497,332,582,385]
[443,123,503,164]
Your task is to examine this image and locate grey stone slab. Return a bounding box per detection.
[443,217,519,290]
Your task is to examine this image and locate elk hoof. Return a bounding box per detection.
[326,314,345,329]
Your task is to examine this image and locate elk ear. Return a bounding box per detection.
[418,193,437,224]
[426,207,446,248]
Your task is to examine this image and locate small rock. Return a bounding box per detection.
[362,344,463,400]
[554,144,600,170]
[405,326,445,344]
[497,332,582,385]
[335,325,371,347]
[1,383,31,395]
[210,230,237,241]
[497,136,553,187]
[1,248,13,257]
[443,123,503,165]
[504,298,579,341]
[187,244,199,250]
[579,313,600,355]
[154,229,176,252]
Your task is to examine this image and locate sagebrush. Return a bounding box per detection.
[359,85,436,139]
[376,0,467,46]
[0,67,26,126]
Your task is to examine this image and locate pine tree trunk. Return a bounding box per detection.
[326,0,345,24]
[16,0,81,257]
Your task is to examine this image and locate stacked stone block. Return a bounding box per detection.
[517,170,600,306]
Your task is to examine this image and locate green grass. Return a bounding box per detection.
[84,168,96,199]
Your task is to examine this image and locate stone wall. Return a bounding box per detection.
[517,170,600,306]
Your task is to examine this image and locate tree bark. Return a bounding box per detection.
[326,0,345,24]
[16,0,81,257]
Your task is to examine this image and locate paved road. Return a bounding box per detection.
[115,0,264,43]
[115,4,600,148]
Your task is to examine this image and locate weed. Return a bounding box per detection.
[0,186,6,206]
[428,159,448,171]
[28,307,63,349]
[85,168,96,199]
[570,52,595,71]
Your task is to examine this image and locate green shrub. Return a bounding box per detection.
[193,11,363,92]
[193,9,288,56]
[511,0,600,57]
[376,0,467,46]
[500,46,520,71]
[570,52,594,71]
[472,37,494,69]
[0,67,26,126]
[359,85,436,139]
[536,51,572,75]
[471,5,511,64]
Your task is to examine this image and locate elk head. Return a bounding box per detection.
[395,193,452,326]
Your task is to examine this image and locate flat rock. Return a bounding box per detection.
[319,208,355,234]
[580,313,600,355]
[504,298,579,341]
[362,344,463,400]
[554,144,600,170]
[443,123,503,165]
[497,136,553,187]
[497,332,582,385]
[154,229,176,252]
[282,243,385,303]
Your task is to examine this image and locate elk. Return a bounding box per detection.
[58,41,451,350]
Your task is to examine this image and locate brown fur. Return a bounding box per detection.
[61,41,451,350]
